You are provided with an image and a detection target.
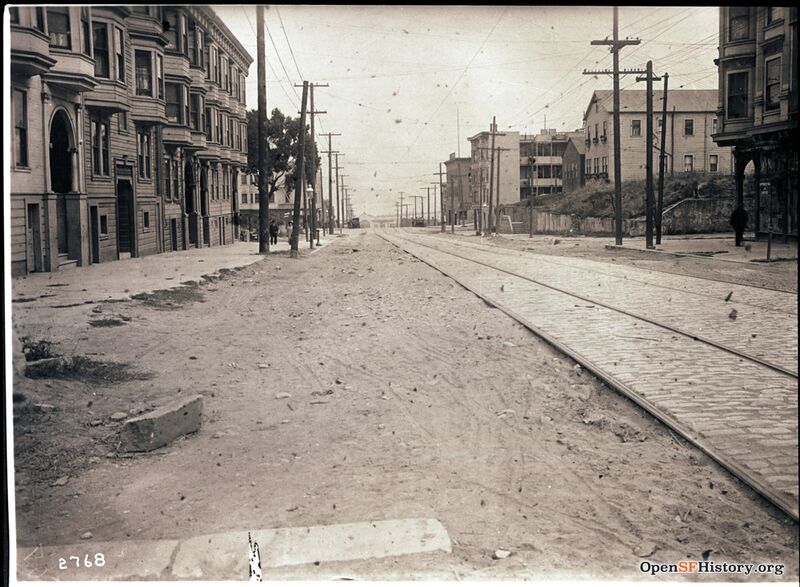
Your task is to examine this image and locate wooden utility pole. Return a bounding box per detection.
[412,194,423,223]
[434,164,446,232]
[319,132,340,235]
[398,191,405,227]
[256,6,270,253]
[637,61,660,250]
[295,82,328,249]
[584,7,641,245]
[486,117,506,235]
[290,81,308,258]
[656,73,669,245]
[335,155,345,233]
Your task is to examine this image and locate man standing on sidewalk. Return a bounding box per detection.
[730,204,748,247]
[269,220,279,246]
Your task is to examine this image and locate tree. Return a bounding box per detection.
[247,108,320,204]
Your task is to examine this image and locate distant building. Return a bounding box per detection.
[562,137,586,195]
[519,129,585,200]
[444,152,471,224]
[9,6,251,276]
[713,6,798,240]
[582,89,733,187]
[468,129,520,227]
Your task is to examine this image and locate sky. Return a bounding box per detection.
[214,5,720,218]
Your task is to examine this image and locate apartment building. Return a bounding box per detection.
[582,89,733,187]
[561,137,586,195]
[713,6,797,240]
[443,153,471,225]
[9,6,251,276]
[519,129,585,200]
[467,129,520,226]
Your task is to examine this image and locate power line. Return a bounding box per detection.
[275,7,304,81]
[407,7,509,151]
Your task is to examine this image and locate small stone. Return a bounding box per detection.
[275,392,291,399]
[493,549,511,559]
[572,364,582,375]
[81,531,93,540]
[34,403,57,412]
[110,412,128,422]
[89,419,104,427]
[258,363,269,369]
[51,476,70,487]
[633,542,657,557]
[728,309,738,320]
[502,341,515,348]
[335,377,344,385]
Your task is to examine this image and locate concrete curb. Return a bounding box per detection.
[17,518,452,581]
[604,243,797,266]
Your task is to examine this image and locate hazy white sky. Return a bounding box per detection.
[214,5,720,217]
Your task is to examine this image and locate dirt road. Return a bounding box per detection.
[13,231,798,580]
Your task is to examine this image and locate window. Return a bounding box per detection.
[684,119,694,136]
[601,156,608,175]
[118,111,128,133]
[164,157,172,199]
[172,160,179,200]
[165,83,182,123]
[728,7,750,41]
[602,121,607,138]
[631,120,641,137]
[727,71,749,119]
[135,50,152,96]
[190,93,202,130]
[205,107,212,140]
[227,115,234,146]
[180,15,188,58]
[216,111,222,143]
[13,89,28,167]
[712,118,718,134]
[92,22,109,77]
[48,7,71,48]
[143,211,150,229]
[163,10,179,51]
[683,154,694,173]
[709,154,719,173]
[115,27,125,82]
[81,8,91,55]
[91,118,110,176]
[34,8,46,32]
[10,7,19,23]
[223,166,229,198]
[766,7,782,25]
[765,57,781,111]
[183,86,190,128]
[100,215,109,235]
[137,130,151,179]
[189,22,203,67]
[156,54,164,99]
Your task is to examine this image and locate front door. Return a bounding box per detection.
[26,203,43,272]
[117,179,135,256]
[171,218,178,251]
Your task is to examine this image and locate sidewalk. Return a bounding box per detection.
[607,234,798,264]
[11,238,335,310]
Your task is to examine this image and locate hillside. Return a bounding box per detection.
[535,173,739,218]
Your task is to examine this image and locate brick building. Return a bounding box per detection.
[9,6,251,276]
[713,6,798,240]
[582,89,733,188]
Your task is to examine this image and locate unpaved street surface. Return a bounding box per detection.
[12,231,799,580]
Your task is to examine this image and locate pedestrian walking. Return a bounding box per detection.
[269,220,279,245]
[730,204,748,247]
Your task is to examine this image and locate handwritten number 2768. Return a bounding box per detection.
[58,554,106,569]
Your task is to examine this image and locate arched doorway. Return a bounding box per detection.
[49,110,74,257]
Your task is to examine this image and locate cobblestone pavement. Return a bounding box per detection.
[422,233,798,373]
[383,231,799,519]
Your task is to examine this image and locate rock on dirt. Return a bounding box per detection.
[119,395,204,452]
[110,412,128,422]
[51,476,70,487]
[492,549,512,559]
[275,392,291,399]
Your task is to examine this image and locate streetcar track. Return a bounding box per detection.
[384,231,797,379]
[422,232,797,314]
[377,229,799,521]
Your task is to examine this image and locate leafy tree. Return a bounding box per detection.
[247,108,320,204]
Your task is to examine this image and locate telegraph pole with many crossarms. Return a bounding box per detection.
[319,132,340,235]
[636,61,661,250]
[583,6,641,245]
[434,165,446,232]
